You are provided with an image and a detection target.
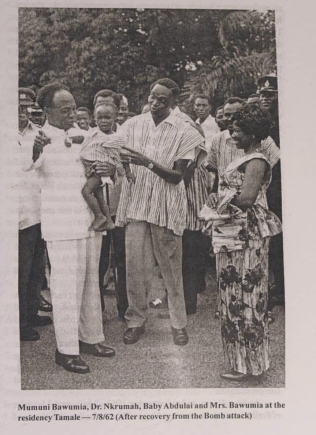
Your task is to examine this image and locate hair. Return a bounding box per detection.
[94,102,118,117]
[223,97,245,108]
[118,94,129,106]
[77,106,91,116]
[149,78,180,98]
[93,89,120,109]
[37,83,69,109]
[232,103,271,141]
[193,94,211,105]
[215,105,224,115]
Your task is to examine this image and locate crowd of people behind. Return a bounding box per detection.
[18,73,283,381]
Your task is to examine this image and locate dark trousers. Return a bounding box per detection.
[18,224,45,330]
[99,226,128,318]
[267,161,284,308]
[268,232,284,309]
[182,229,211,313]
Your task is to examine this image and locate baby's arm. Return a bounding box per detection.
[65,128,87,147]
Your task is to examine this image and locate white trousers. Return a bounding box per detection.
[47,234,104,355]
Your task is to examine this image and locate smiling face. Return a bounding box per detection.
[223,102,243,135]
[46,90,76,131]
[259,90,278,113]
[95,104,117,134]
[215,108,227,131]
[76,110,91,131]
[231,121,254,150]
[117,101,129,125]
[148,84,174,120]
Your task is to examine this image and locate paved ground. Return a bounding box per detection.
[20,266,285,390]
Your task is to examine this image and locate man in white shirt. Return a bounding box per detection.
[194,94,220,153]
[18,88,52,341]
[31,83,115,374]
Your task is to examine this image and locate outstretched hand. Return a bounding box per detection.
[121,146,151,167]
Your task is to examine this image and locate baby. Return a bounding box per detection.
[78,103,134,231]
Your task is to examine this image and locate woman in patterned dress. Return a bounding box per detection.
[205,103,282,381]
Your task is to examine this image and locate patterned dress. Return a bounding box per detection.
[212,152,282,375]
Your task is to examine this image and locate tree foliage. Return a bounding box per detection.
[184,10,277,112]
[19,8,276,112]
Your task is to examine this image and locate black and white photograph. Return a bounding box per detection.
[16,7,285,390]
[1,0,316,433]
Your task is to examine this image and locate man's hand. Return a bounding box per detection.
[183,161,196,188]
[121,146,151,167]
[33,131,51,161]
[206,193,218,209]
[94,162,116,178]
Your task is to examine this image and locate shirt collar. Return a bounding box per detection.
[19,120,35,136]
[140,110,178,127]
[223,129,231,140]
[196,114,211,125]
[43,121,77,136]
[171,106,181,115]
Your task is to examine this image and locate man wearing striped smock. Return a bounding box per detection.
[171,106,210,315]
[116,79,204,346]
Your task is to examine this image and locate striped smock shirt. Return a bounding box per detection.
[172,107,208,231]
[116,112,204,236]
[80,128,126,177]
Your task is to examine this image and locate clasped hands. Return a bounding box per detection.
[206,193,219,209]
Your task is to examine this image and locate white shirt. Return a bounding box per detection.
[18,122,41,230]
[196,114,220,153]
[27,122,94,242]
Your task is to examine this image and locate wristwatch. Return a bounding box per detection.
[147,162,154,170]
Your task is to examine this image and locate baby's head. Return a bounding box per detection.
[94,103,118,134]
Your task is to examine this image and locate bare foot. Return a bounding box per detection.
[96,219,115,232]
[88,216,107,231]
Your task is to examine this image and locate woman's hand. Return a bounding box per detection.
[206,193,218,209]
[93,162,116,178]
[121,146,151,167]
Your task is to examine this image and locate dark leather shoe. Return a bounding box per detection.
[38,295,52,312]
[172,327,189,345]
[20,326,40,341]
[123,326,145,345]
[55,350,90,374]
[30,315,53,327]
[79,341,115,357]
[220,371,247,381]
